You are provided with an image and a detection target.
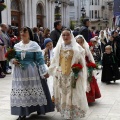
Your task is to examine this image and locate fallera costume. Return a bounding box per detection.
[76,35,101,103]
[48,34,88,119]
[10,41,54,116]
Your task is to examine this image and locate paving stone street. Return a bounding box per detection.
[1,71,120,120]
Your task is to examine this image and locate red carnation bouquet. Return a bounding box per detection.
[88,42,93,47]
[86,61,97,82]
[5,48,16,61]
[87,62,97,68]
[71,63,83,88]
[5,48,24,69]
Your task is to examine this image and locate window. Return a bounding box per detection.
[98,0,99,5]
[37,4,43,15]
[90,11,91,18]
[92,0,93,5]
[98,10,99,18]
[95,10,97,19]
[11,0,20,11]
[92,10,93,18]
[95,0,97,5]
[90,0,92,5]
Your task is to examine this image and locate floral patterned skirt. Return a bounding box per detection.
[53,67,88,119]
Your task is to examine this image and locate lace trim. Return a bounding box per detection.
[11,87,47,107]
[39,64,47,75]
[61,44,73,51]
[12,76,40,81]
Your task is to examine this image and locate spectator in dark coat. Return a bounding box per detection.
[112,31,120,67]
[33,27,40,45]
[50,20,62,47]
[80,18,92,43]
[73,27,80,37]
[106,35,115,53]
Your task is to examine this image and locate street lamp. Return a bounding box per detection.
[55,0,61,7]
[54,0,61,21]
[81,7,86,18]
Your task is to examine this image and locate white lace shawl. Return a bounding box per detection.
[10,41,47,76]
[14,40,42,52]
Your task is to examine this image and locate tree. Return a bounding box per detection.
[70,21,75,30]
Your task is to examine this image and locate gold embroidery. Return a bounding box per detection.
[59,50,74,75]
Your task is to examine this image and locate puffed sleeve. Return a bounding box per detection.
[35,52,48,76]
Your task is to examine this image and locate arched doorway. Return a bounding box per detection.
[11,0,21,30]
[37,3,44,28]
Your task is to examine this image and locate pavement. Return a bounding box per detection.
[1,70,120,120]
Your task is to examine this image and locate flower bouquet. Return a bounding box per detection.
[71,63,83,88]
[5,48,24,69]
[86,62,97,82]
[88,42,93,47]
[5,48,16,61]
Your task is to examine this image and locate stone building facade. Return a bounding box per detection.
[69,0,113,30]
[1,0,70,31]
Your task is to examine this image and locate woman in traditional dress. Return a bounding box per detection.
[10,27,54,120]
[48,29,88,120]
[76,35,101,103]
[90,38,101,64]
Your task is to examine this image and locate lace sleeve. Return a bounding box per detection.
[35,52,47,76]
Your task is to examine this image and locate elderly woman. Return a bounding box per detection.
[10,27,54,120]
[0,35,6,77]
[48,28,88,120]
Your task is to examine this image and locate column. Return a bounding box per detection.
[24,0,28,26]
[61,4,64,25]
[51,1,55,30]
[49,1,52,30]
[64,5,66,26]
[45,0,49,28]
[29,0,32,27]
[66,5,69,27]
[47,1,50,29]
[1,0,10,24]
[31,0,37,27]
[7,0,11,24]
[63,4,65,25]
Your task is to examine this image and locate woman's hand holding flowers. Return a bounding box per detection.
[13,59,20,66]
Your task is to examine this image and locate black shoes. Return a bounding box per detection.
[17,116,26,120]
[106,81,111,85]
